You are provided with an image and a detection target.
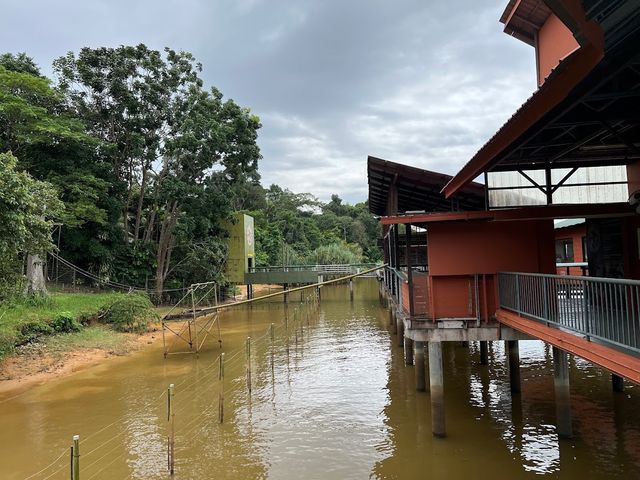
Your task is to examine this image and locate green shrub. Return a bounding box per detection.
[51,312,82,333]
[0,333,15,357]
[18,319,54,343]
[100,294,157,333]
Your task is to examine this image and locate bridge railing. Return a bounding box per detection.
[249,263,379,274]
[498,272,640,354]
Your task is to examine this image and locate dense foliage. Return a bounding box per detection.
[0,48,381,303]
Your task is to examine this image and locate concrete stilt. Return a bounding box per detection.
[349,279,354,302]
[388,308,394,327]
[391,310,397,334]
[414,341,426,392]
[397,316,404,348]
[612,374,624,393]
[283,283,289,303]
[404,336,414,365]
[428,341,445,437]
[507,340,521,394]
[553,346,572,438]
[480,341,488,365]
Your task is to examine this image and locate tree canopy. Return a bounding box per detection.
[0,48,381,302]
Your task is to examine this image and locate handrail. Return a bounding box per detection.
[498,271,640,355]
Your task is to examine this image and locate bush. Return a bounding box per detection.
[100,294,157,333]
[51,312,82,333]
[18,319,54,343]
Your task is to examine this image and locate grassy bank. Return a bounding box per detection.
[0,292,148,360]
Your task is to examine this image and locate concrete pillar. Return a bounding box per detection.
[397,315,404,348]
[428,341,445,437]
[480,341,488,366]
[553,346,572,438]
[507,340,521,394]
[612,374,624,392]
[414,341,426,392]
[283,283,289,303]
[404,336,414,365]
[349,279,354,302]
[391,310,397,334]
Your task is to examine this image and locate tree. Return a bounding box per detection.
[54,45,262,295]
[0,153,62,299]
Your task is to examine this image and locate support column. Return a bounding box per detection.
[507,340,521,394]
[405,223,414,318]
[391,309,397,334]
[612,374,624,393]
[397,315,404,348]
[404,336,414,365]
[349,279,354,302]
[283,283,289,303]
[553,346,572,438]
[480,341,488,366]
[428,341,445,437]
[415,341,426,392]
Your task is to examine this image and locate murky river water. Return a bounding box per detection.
[2,279,640,479]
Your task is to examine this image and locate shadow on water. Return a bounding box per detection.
[1,278,640,478]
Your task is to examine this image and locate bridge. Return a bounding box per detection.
[244,263,379,297]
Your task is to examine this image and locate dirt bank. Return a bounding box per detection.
[0,326,162,400]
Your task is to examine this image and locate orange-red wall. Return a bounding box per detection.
[536,14,579,86]
[555,224,587,275]
[425,219,555,321]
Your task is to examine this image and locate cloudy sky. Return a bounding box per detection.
[1,0,537,202]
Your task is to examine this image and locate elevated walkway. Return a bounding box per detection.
[244,263,379,285]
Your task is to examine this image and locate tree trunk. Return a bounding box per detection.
[25,254,48,297]
[133,167,149,241]
[155,201,179,298]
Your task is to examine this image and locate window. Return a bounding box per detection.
[555,239,574,263]
[581,236,588,262]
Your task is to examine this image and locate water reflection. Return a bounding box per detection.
[2,280,640,479]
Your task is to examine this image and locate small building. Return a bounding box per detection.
[224,213,255,284]
[370,0,640,439]
[554,219,587,275]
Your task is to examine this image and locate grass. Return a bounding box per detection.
[0,292,128,359]
[44,325,133,356]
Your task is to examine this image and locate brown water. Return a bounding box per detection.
[2,279,640,479]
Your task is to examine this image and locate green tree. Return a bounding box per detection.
[0,153,62,299]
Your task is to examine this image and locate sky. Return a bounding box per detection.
[0,0,537,203]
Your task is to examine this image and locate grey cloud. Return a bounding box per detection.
[1,0,538,203]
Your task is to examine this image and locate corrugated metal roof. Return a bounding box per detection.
[501,0,552,46]
[367,156,485,217]
[554,218,585,229]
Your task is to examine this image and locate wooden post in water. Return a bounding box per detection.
[553,346,572,438]
[507,340,521,394]
[349,279,354,302]
[270,323,275,374]
[167,384,175,475]
[246,337,252,394]
[219,353,225,423]
[414,341,426,392]
[404,336,414,366]
[479,341,488,365]
[71,435,80,480]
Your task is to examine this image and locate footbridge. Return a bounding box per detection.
[244,263,379,297]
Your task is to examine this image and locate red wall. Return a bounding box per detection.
[424,219,555,321]
[555,224,587,275]
[536,14,579,86]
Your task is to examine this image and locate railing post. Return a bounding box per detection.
[515,274,521,314]
[543,276,549,322]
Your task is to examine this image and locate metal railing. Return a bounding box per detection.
[498,272,640,354]
[249,263,379,274]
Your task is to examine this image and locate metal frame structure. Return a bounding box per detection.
[161,281,222,357]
